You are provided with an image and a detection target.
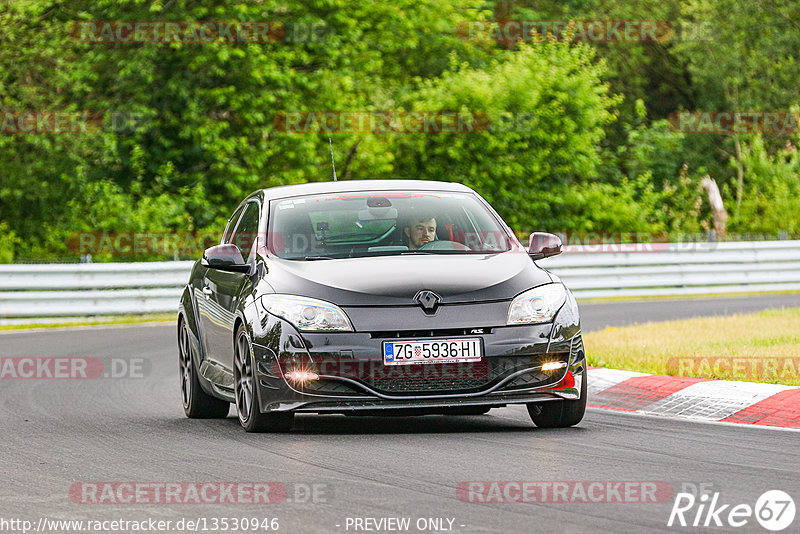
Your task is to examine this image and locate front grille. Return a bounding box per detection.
[360,352,569,395]
[364,359,492,393]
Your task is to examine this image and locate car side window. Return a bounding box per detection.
[222,204,246,244]
[229,201,261,260]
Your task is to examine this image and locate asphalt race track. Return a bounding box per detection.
[2,295,799,533]
[579,293,800,330]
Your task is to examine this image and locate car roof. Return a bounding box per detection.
[254,180,474,201]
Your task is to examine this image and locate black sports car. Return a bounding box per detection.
[178,180,586,432]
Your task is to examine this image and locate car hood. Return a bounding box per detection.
[261,252,553,306]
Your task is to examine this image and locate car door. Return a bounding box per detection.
[198,200,260,374]
[195,203,244,363]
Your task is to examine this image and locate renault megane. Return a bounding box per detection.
[177,180,586,432]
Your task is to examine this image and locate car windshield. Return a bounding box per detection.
[268,190,514,260]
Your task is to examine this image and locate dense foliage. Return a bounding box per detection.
[1,0,798,261]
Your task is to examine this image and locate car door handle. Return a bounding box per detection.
[202,286,213,299]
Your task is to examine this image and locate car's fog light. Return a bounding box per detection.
[285,369,320,383]
[541,361,567,372]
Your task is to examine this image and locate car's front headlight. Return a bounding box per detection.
[260,294,354,332]
[507,284,567,325]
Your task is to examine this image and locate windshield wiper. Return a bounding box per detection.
[302,255,335,261]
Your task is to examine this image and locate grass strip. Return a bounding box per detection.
[584,307,800,386]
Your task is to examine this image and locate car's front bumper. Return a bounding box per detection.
[248,298,585,414]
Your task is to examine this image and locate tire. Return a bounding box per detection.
[234,325,294,433]
[527,371,587,428]
[178,319,230,418]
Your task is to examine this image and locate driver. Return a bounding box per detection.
[402,210,437,250]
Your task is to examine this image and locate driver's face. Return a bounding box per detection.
[405,218,437,250]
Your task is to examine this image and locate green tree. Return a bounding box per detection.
[394,41,620,229]
[727,135,800,238]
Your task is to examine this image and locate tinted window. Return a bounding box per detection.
[268,191,513,260]
[222,204,246,244]
[230,201,261,260]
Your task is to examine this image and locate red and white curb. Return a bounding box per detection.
[587,367,800,429]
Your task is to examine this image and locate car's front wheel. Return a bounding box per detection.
[527,372,587,428]
[179,319,230,418]
[234,326,294,433]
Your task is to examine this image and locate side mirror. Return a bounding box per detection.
[202,244,250,273]
[528,232,563,260]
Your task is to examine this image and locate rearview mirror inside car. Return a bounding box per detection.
[357,207,398,221]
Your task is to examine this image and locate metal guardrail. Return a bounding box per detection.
[0,262,193,318]
[538,240,800,298]
[0,241,798,318]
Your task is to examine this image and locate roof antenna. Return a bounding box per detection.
[328,138,337,182]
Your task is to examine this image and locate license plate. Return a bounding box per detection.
[382,338,482,365]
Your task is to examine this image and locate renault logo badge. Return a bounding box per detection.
[414,290,442,314]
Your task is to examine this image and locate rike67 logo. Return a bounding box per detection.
[668,489,795,531]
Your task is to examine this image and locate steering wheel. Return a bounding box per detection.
[417,240,471,252]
